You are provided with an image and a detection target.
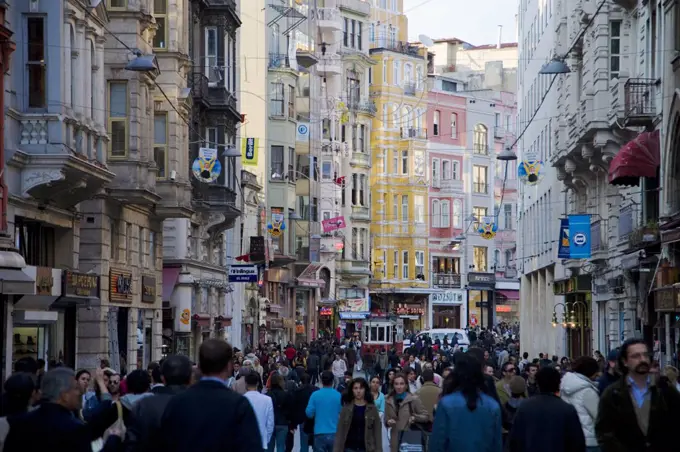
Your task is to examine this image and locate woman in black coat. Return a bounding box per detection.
[268,374,293,452]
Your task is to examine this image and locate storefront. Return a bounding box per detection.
[59,270,100,367]
[495,289,520,324]
[338,298,370,337]
[429,290,467,329]
[295,263,325,344]
[395,303,426,332]
[467,272,496,328]
[318,306,334,336]
[553,275,593,358]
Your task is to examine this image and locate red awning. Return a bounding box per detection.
[497,289,520,300]
[161,267,181,302]
[608,130,660,186]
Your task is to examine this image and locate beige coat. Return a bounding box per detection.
[333,403,382,452]
[384,393,429,452]
[416,382,441,422]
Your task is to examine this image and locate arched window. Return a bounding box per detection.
[415,108,423,130]
[432,199,441,227]
[416,65,423,89]
[452,200,462,227]
[473,124,488,154]
[494,249,501,268]
[441,200,451,227]
[404,62,413,85]
[505,250,513,267]
[319,267,331,298]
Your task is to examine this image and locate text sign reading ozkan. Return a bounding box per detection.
[430,291,465,304]
[228,265,258,283]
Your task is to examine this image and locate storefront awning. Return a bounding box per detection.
[497,289,520,300]
[608,130,660,186]
[0,268,35,295]
[162,267,181,302]
[296,263,326,288]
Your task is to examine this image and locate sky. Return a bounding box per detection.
[403,0,519,46]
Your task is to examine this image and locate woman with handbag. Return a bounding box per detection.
[333,378,382,452]
[384,374,429,452]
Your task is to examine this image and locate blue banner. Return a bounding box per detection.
[568,215,591,259]
[557,218,570,259]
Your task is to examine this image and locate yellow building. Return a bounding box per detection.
[369,1,431,332]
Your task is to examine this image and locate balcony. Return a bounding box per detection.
[196,0,241,27]
[11,114,116,209]
[440,178,464,192]
[472,182,489,194]
[624,78,657,127]
[337,259,372,277]
[400,127,427,140]
[370,40,421,58]
[349,99,377,116]
[350,151,371,168]
[316,53,342,76]
[155,179,194,219]
[432,273,461,289]
[191,181,240,232]
[268,53,295,72]
[350,205,370,221]
[189,71,240,122]
[316,7,342,31]
[404,82,417,96]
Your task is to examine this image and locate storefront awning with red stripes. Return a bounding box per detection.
[608,130,660,187]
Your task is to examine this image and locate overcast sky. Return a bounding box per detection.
[403,0,519,46]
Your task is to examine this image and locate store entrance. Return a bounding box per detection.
[13,325,49,368]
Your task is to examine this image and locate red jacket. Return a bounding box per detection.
[284,346,296,362]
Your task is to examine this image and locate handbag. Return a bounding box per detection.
[91,401,124,452]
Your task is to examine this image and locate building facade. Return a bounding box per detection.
[369,1,430,334]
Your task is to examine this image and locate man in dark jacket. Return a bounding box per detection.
[596,348,620,394]
[124,355,192,452]
[307,351,320,386]
[5,368,121,452]
[596,338,680,452]
[159,339,261,452]
[291,373,317,452]
[507,366,584,452]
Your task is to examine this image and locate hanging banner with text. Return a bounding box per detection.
[228,265,258,283]
[567,215,591,259]
[557,218,570,259]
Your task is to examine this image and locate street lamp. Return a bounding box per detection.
[551,302,568,328]
[539,56,571,75]
[497,147,518,161]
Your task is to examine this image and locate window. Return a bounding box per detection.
[153,0,167,49]
[288,147,296,181]
[352,174,358,205]
[15,218,56,267]
[401,150,409,174]
[138,226,144,266]
[473,165,488,193]
[414,195,424,223]
[452,161,459,180]
[382,59,388,83]
[432,200,441,227]
[351,228,358,259]
[149,231,156,267]
[610,20,621,79]
[393,195,398,223]
[393,60,400,85]
[360,228,367,259]
[392,150,399,173]
[402,251,409,279]
[357,21,363,50]
[359,125,366,152]
[343,18,349,47]
[473,124,488,154]
[494,249,501,268]
[442,161,451,180]
[321,161,332,179]
[382,104,388,127]
[504,204,513,229]
[288,85,295,118]
[381,250,386,276]
[441,200,451,227]
[505,114,512,132]
[415,251,425,277]
[108,82,128,157]
[401,195,408,222]
[270,83,285,116]
[381,152,387,174]
[108,0,126,7]
[432,158,440,185]
[153,113,167,178]
[450,113,457,138]
[270,146,284,179]
[27,18,46,108]
[204,127,217,148]
[126,223,133,264]
[473,246,488,271]
[433,111,440,136]
[322,118,331,140]
[473,206,488,230]
[110,220,118,260]
[453,200,462,227]
[369,23,375,43]
[350,20,356,48]
[204,27,219,82]
[359,174,366,206]
[393,250,398,279]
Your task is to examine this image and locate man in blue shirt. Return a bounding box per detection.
[306,370,342,452]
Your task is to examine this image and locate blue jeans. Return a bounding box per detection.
[268,425,288,452]
[299,429,310,452]
[313,433,335,452]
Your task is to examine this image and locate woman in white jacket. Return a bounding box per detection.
[559,356,601,452]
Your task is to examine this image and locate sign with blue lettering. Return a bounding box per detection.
[228,265,258,282]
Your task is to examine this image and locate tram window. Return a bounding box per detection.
[370,327,378,341]
[378,327,385,341]
[364,326,369,341]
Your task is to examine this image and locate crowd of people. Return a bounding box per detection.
[0,329,679,452]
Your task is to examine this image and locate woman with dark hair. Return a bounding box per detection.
[268,374,292,452]
[334,378,382,452]
[429,353,502,452]
[0,373,39,417]
[381,369,396,395]
[384,373,429,452]
[76,369,92,408]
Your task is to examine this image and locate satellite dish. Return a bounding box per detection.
[418,34,434,48]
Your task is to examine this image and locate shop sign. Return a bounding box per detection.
[430,290,465,304]
[228,265,258,283]
[319,307,333,316]
[269,318,284,329]
[110,269,133,303]
[142,276,156,303]
[295,324,305,334]
[35,267,54,295]
[249,236,266,261]
[467,272,496,286]
[283,318,295,329]
[338,298,370,313]
[63,271,99,298]
[496,305,512,313]
[396,305,424,316]
[654,288,675,312]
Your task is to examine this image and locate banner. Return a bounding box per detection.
[557,218,570,259]
[568,214,591,259]
[322,216,346,233]
[241,137,258,166]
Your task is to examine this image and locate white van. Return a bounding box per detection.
[403,329,470,352]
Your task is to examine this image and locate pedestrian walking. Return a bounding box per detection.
[333,377,382,452]
[269,373,293,452]
[559,357,599,452]
[306,371,342,452]
[244,372,275,452]
[384,373,429,452]
[595,338,680,452]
